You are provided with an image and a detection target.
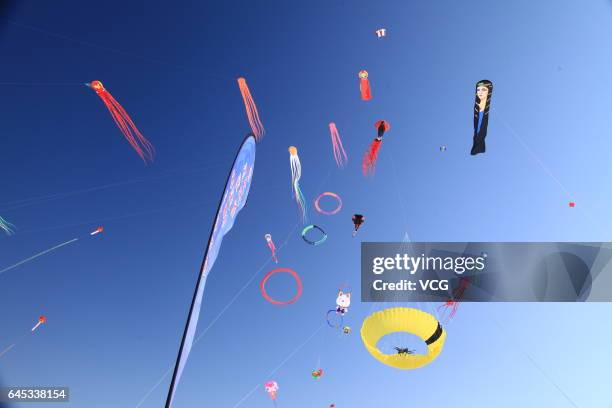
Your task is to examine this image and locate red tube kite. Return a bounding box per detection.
[86,80,155,163]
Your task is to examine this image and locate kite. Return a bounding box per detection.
[314,192,342,216]
[301,224,327,246]
[352,214,365,237]
[0,226,103,278]
[90,226,104,236]
[326,309,343,328]
[471,79,493,155]
[166,135,256,406]
[0,215,14,235]
[375,28,386,38]
[264,381,279,401]
[438,277,471,323]
[237,78,265,141]
[335,290,351,315]
[440,145,447,152]
[86,80,155,163]
[361,308,446,369]
[260,268,303,305]
[569,202,575,208]
[362,120,390,176]
[358,70,372,101]
[265,234,278,263]
[311,369,324,379]
[343,326,351,335]
[289,146,307,223]
[31,316,46,332]
[328,123,348,168]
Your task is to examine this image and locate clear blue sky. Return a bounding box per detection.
[1,0,612,407]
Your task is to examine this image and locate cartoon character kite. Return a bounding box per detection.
[358,70,372,101]
[289,146,307,223]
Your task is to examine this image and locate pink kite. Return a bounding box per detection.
[328,123,348,168]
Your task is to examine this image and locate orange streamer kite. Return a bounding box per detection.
[237,77,265,141]
[87,80,155,163]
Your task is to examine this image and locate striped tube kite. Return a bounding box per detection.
[289,146,307,223]
[328,123,348,168]
[358,70,372,101]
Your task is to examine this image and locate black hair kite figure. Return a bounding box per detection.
[471,80,493,155]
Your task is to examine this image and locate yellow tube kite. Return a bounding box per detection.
[360,307,446,369]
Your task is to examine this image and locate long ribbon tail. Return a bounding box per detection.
[293,181,308,224]
[362,139,382,176]
[0,216,15,235]
[100,91,155,163]
[237,78,265,141]
[329,125,348,168]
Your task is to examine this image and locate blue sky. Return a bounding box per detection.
[1,0,612,407]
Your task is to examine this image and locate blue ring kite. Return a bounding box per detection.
[301,224,327,246]
[326,309,344,328]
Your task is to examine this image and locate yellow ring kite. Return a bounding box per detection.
[360,307,446,369]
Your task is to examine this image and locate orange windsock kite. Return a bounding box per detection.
[237,77,265,141]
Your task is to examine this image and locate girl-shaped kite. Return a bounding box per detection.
[328,123,348,168]
[31,316,46,332]
[264,381,279,401]
[352,214,365,237]
[265,234,278,263]
[358,70,372,101]
[237,77,265,141]
[289,146,307,223]
[362,120,390,176]
[0,216,14,236]
[86,81,155,163]
[471,79,493,155]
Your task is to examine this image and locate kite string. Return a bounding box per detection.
[384,150,440,318]
[0,238,78,277]
[495,109,608,238]
[489,315,580,408]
